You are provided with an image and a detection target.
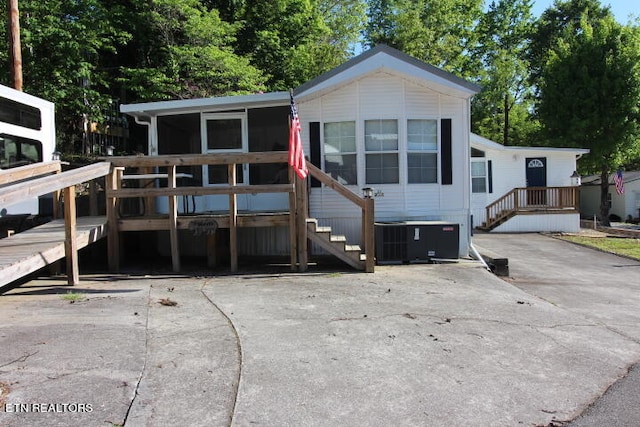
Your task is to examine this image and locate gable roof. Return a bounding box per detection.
[471,133,590,156]
[294,44,481,100]
[121,45,481,118]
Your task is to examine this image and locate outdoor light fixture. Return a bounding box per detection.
[106,145,115,156]
[362,187,374,198]
[570,171,581,186]
[52,151,61,161]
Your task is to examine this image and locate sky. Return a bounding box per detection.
[530,0,638,23]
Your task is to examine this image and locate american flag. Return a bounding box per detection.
[614,169,624,195]
[288,93,308,179]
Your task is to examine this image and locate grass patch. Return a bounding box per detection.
[558,235,640,261]
[60,291,85,303]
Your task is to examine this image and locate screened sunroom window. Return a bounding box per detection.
[365,119,398,184]
[324,121,356,185]
[407,119,437,183]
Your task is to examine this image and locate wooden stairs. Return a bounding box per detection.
[478,209,516,231]
[306,218,365,270]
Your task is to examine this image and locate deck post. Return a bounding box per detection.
[52,168,61,219]
[228,163,238,272]
[288,168,297,271]
[363,196,375,273]
[295,174,308,272]
[207,234,217,268]
[63,185,79,284]
[106,166,122,271]
[89,180,98,216]
[168,165,181,272]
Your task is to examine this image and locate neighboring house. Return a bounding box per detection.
[471,133,589,233]
[120,45,481,259]
[0,84,56,216]
[580,171,640,221]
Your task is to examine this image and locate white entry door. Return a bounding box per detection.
[202,113,249,211]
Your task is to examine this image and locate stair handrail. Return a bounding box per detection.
[306,163,374,272]
[484,186,580,230]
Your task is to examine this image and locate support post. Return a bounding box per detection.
[228,163,238,272]
[106,167,122,271]
[288,168,297,271]
[63,185,79,284]
[363,196,375,273]
[168,165,180,272]
[295,174,308,272]
[89,179,98,216]
[7,0,22,91]
[206,233,217,268]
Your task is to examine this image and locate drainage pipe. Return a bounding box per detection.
[470,241,491,272]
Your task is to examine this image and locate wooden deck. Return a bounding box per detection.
[0,216,107,287]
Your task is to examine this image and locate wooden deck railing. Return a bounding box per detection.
[0,161,111,284]
[105,152,375,273]
[484,186,579,230]
[307,163,375,273]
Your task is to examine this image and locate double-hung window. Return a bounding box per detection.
[471,148,487,193]
[407,119,437,183]
[365,119,399,184]
[324,121,357,185]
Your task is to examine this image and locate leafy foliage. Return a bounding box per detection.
[471,0,537,146]
[118,0,265,101]
[364,0,483,77]
[536,8,640,224]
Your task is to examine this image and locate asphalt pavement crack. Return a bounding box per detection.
[200,281,243,427]
[122,284,152,426]
[0,350,39,370]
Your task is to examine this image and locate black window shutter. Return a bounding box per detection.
[309,122,321,188]
[441,119,452,185]
[488,160,493,193]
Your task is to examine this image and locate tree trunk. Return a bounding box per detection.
[7,0,22,91]
[503,93,509,145]
[599,167,610,227]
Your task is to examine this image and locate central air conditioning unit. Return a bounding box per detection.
[375,221,460,264]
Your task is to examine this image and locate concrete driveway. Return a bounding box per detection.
[0,232,639,427]
[473,231,640,426]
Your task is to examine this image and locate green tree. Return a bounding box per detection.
[529,0,611,89]
[537,14,640,225]
[364,0,483,77]
[118,0,265,101]
[0,0,130,153]
[471,0,537,146]
[221,0,337,90]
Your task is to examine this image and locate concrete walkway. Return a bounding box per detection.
[1,232,639,426]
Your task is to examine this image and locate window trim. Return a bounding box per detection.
[322,120,357,186]
[364,118,399,185]
[406,118,439,185]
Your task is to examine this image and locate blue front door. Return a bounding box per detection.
[526,157,547,205]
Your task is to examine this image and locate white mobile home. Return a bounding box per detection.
[580,171,640,221]
[471,133,588,233]
[121,45,481,261]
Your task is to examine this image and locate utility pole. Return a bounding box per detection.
[7,0,22,91]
